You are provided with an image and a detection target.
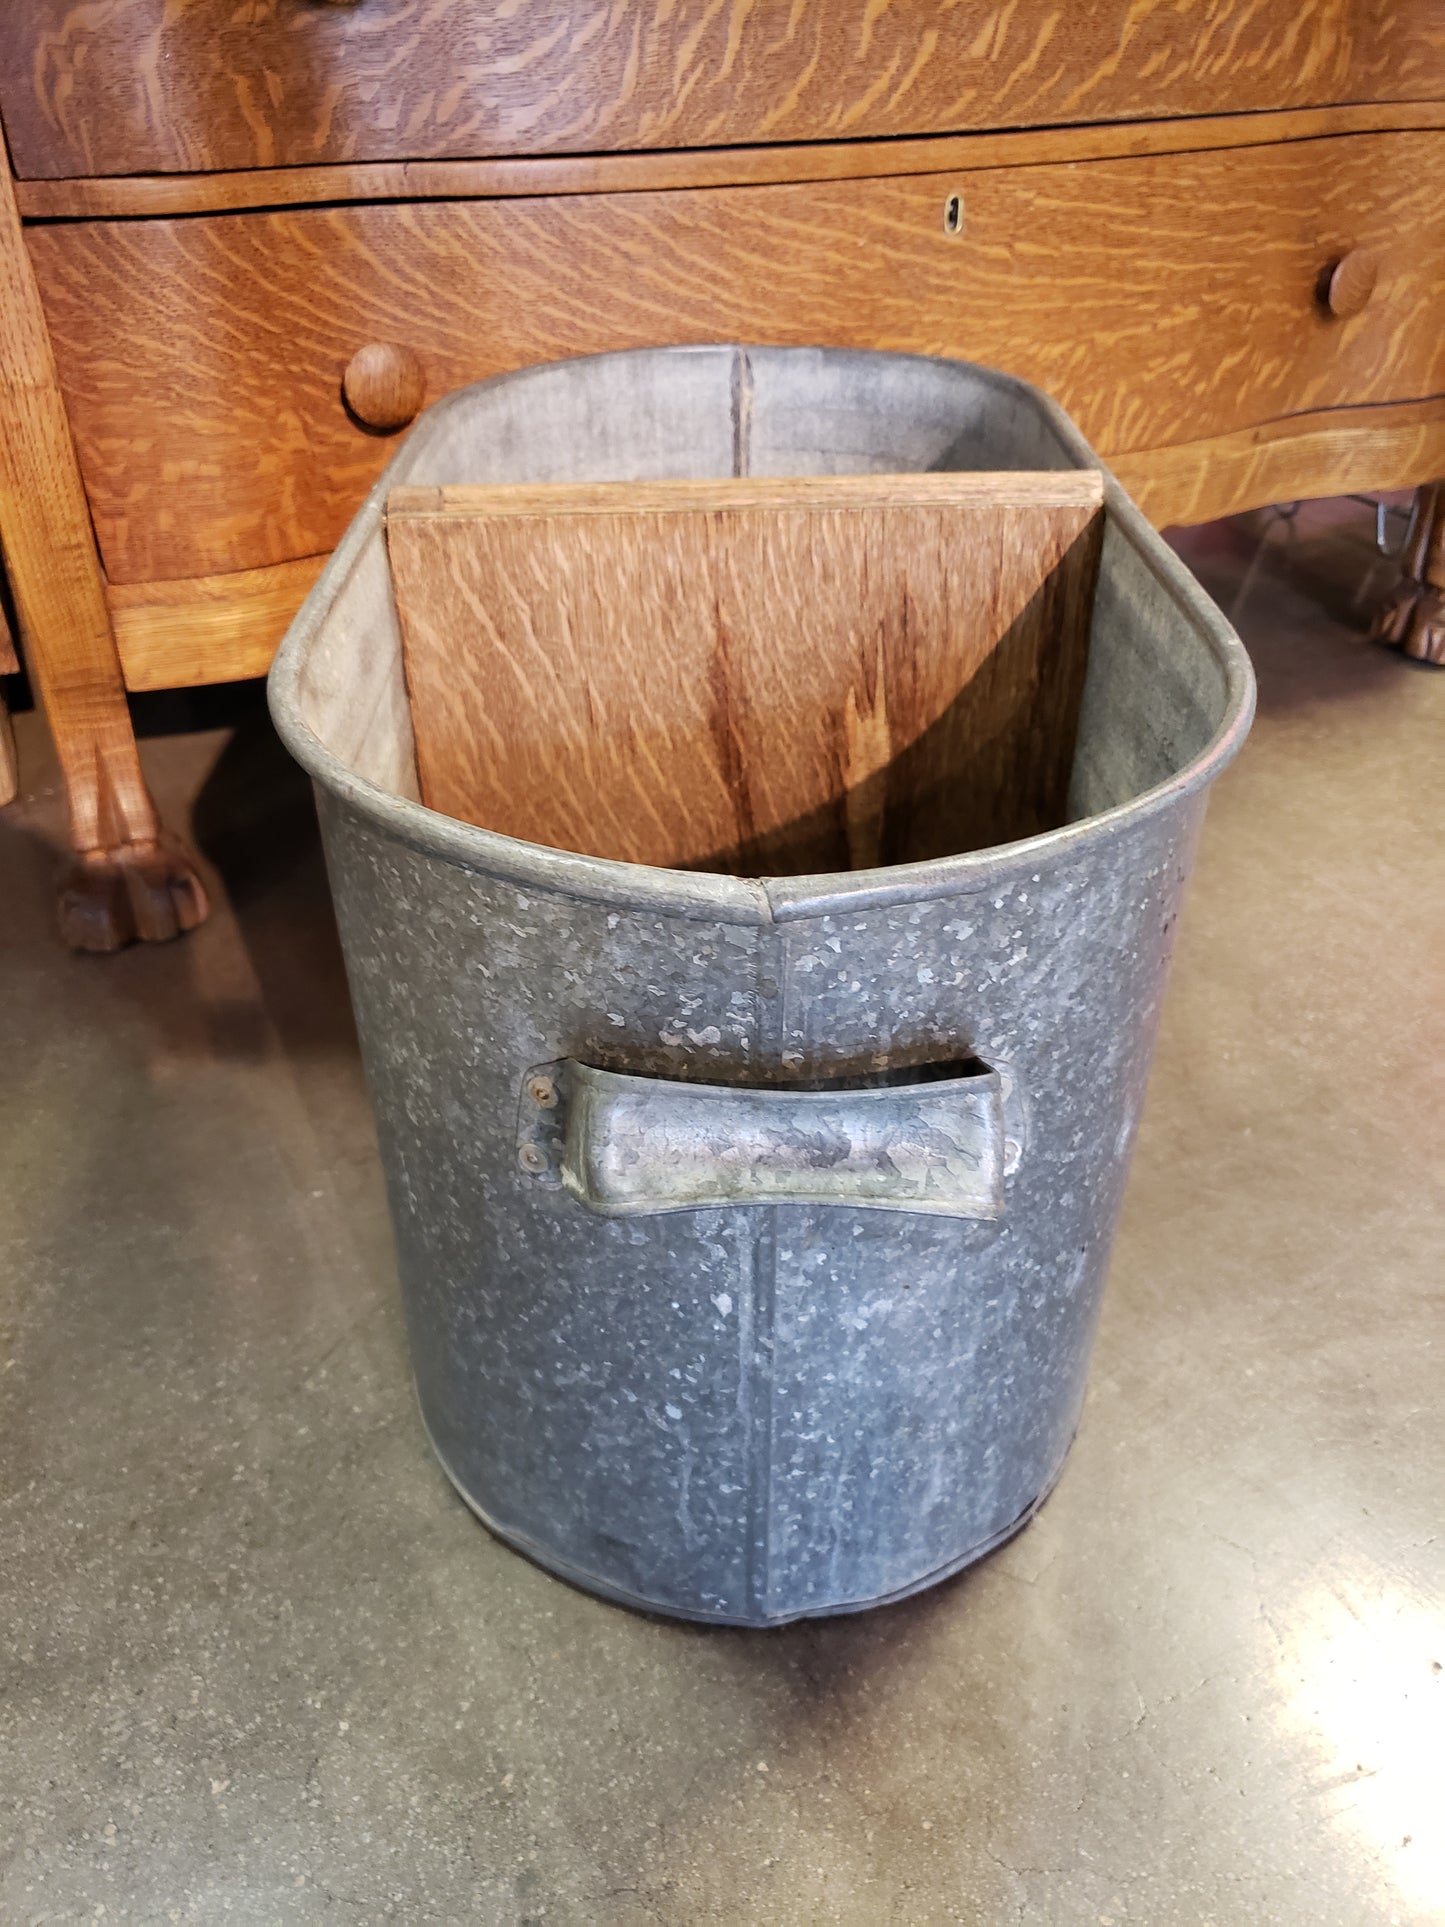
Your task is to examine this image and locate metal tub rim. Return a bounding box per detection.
[269,345,1256,928]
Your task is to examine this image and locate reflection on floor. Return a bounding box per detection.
[0,497,1440,1922]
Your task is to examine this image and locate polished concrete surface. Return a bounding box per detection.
[1,499,1441,1923]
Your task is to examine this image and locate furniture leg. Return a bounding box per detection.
[0,598,18,805]
[0,148,207,948]
[1371,480,1445,665]
[0,699,14,805]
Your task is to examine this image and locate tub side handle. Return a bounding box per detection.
[519,1059,1018,1218]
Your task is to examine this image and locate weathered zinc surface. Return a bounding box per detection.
[273,346,1253,1625]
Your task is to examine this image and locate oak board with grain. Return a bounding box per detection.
[16,101,1445,221]
[386,473,1105,875]
[93,391,1445,697]
[2,0,1441,178]
[107,554,326,692]
[29,128,1445,587]
[1112,398,1445,530]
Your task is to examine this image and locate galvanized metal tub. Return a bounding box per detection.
[269,346,1254,1626]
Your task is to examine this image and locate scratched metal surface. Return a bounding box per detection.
[272,346,1253,1625]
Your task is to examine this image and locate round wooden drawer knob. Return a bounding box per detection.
[1323,248,1379,320]
[342,342,426,432]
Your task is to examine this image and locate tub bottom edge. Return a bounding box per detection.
[419,1402,1072,1629]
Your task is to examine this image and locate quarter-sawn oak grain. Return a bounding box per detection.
[28,129,1443,587]
[15,101,1445,221]
[386,473,1104,874]
[107,554,326,692]
[1112,399,1445,529]
[4,0,1441,179]
[101,395,1445,694]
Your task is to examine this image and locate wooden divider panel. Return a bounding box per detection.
[386,473,1104,876]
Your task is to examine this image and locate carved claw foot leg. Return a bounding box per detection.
[59,834,209,954]
[1371,480,1445,666]
[1372,580,1445,663]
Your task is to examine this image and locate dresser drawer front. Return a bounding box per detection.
[29,129,1445,585]
[4,0,1443,178]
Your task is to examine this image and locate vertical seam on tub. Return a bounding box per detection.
[743,907,785,1622]
[732,346,754,480]
[744,1207,778,1621]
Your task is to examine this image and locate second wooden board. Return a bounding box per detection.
[386,471,1105,876]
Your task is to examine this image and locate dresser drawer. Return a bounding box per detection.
[28,128,1445,586]
[4,0,1443,179]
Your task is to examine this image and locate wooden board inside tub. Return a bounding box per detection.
[386,471,1104,875]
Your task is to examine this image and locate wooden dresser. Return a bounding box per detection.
[0,1,1441,947]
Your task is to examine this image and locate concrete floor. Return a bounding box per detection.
[1,498,1441,1924]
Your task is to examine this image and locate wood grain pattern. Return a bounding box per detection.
[2,0,1441,179]
[0,149,207,946]
[16,100,1445,221]
[387,473,1103,873]
[30,128,1445,587]
[1113,399,1445,526]
[390,474,1107,520]
[108,554,326,691]
[95,399,1445,695]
